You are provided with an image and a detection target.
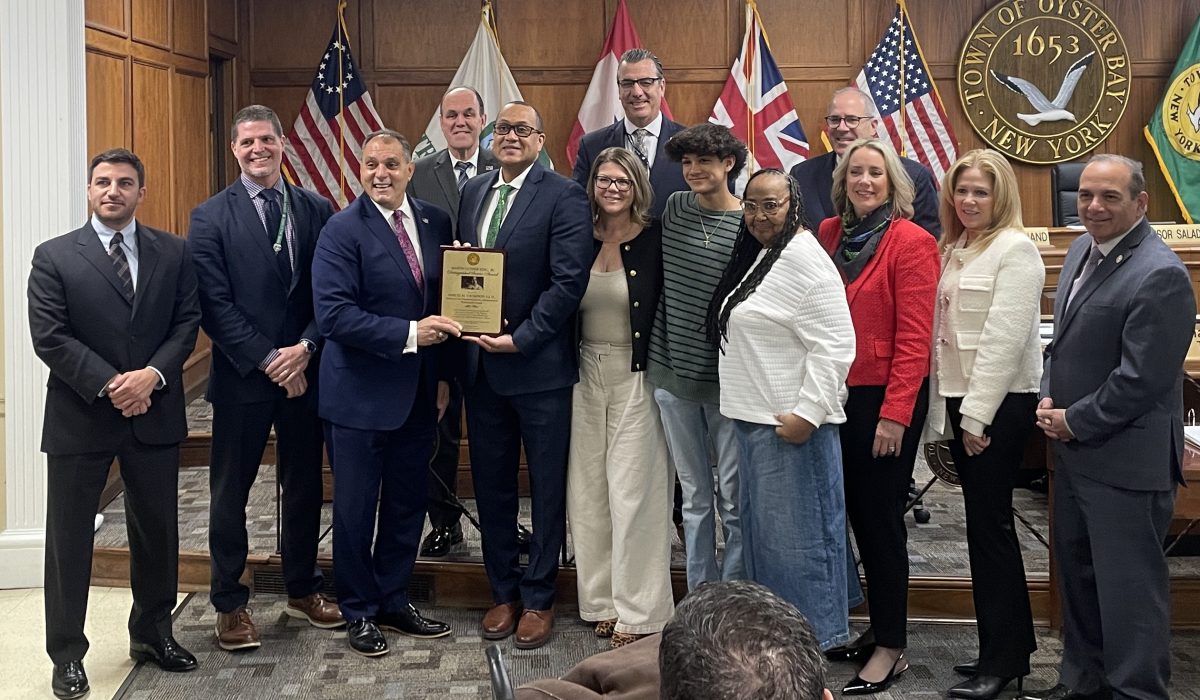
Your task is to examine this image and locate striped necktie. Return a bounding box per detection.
[108,230,134,302]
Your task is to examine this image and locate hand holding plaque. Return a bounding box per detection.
[440,245,506,335]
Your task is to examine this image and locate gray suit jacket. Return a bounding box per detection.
[1042,218,1195,491]
[407,147,499,237]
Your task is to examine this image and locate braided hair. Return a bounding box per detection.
[704,169,812,349]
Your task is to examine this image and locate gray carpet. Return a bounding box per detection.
[113,593,1200,699]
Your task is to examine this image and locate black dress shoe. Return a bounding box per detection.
[347,618,389,657]
[1020,683,1109,700]
[825,629,876,662]
[954,658,979,676]
[842,654,907,695]
[129,637,198,672]
[517,523,532,553]
[377,604,451,639]
[51,660,88,700]
[949,674,1023,699]
[420,524,464,558]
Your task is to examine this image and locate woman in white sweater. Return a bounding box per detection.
[705,169,856,652]
[926,149,1044,700]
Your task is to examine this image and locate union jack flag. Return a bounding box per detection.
[710,0,809,192]
[857,0,958,184]
[281,0,384,210]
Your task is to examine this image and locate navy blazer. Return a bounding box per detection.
[572,118,689,222]
[1042,219,1195,491]
[189,178,334,404]
[407,147,500,237]
[28,222,201,453]
[790,151,942,238]
[457,163,593,396]
[312,194,453,431]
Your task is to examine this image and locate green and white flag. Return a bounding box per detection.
[1145,15,1200,223]
[413,2,551,167]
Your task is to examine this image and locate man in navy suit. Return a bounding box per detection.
[189,105,343,652]
[789,87,940,237]
[571,48,688,221]
[407,85,501,559]
[313,129,461,656]
[1027,155,1194,700]
[30,148,201,699]
[457,101,593,649]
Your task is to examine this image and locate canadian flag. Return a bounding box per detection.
[565,0,672,168]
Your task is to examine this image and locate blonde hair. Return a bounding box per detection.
[939,149,1023,254]
[831,138,915,220]
[587,147,652,227]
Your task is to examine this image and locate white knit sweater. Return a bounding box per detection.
[925,228,1045,440]
[718,231,855,427]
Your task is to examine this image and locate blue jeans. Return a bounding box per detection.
[734,420,850,651]
[653,388,743,589]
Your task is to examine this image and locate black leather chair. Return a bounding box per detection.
[1051,162,1087,227]
[486,644,515,700]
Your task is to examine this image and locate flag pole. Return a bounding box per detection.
[335,0,349,207]
[745,0,757,176]
[896,0,908,157]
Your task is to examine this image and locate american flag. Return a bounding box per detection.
[710,0,809,192]
[857,0,958,184]
[281,2,384,210]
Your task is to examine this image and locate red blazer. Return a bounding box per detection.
[817,216,939,426]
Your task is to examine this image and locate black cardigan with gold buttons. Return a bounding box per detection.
[586,220,663,372]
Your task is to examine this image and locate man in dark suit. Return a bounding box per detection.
[571,48,688,222]
[789,87,940,237]
[457,101,593,649]
[1029,154,1194,700]
[313,129,460,657]
[407,85,500,559]
[29,148,202,699]
[189,105,343,652]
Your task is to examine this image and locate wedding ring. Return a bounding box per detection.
[888,446,896,453]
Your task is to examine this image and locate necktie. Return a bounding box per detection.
[108,230,134,302]
[629,128,650,168]
[485,185,514,248]
[260,188,293,279]
[392,210,424,291]
[1067,244,1103,310]
[455,161,472,192]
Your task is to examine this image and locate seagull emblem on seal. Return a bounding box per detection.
[991,51,1096,126]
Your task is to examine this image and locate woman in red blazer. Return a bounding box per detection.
[816,138,939,694]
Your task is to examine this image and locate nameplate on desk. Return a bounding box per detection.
[1025,227,1052,247]
[1152,224,1200,245]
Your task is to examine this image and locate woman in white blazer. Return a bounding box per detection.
[926,149,1044,700]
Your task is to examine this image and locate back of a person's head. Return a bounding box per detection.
[658,580,828,700]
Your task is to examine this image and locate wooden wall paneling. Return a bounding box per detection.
[494,0,601,68]
[1106,0,1200,64]
[250,0,351,71]
[373,84,449,141]
[662,79,726,129]
[247,85,311,136]
[629,0,736,71]
[519,83,589,169]
[172,71,210,232]
[132,0,171,49]
[208,0,238,44]
[86,51,130,156]
[172,0,208,61]
[372,0,483,72]
[86,0,129,36]
[131,62,174,230]
[754,0,853,66]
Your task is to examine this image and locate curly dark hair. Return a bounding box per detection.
[664,123,749,180]
[704,169,811,348]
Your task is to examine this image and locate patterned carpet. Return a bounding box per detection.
[112,593,1200,699]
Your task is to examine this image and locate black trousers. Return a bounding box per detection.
[208,395,324,612]
[45,429,179,664]
[946,393,1038,676]
[841,382,928,649]
[426,381,464,530]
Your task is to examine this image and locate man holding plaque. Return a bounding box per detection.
[456,101,593,649]
[312,129,461,657]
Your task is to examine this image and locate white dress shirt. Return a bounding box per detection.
[623,112,663,168]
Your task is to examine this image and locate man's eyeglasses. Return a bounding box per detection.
[742,199,789,215]
[617,77,662,91]
[494,123,542,138]
[594,175,634,192]
[824,115,869,128]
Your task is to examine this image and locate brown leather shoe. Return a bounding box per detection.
[514,608,555,649]
[481,602,522,640]
[285,592,345,629]
[215,607,260,651]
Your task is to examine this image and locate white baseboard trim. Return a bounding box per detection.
[0,529,45,588]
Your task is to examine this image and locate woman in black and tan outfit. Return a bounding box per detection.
[567,146,673,648]
[926,149,1044,699]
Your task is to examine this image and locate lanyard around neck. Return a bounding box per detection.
[272,185,291,254]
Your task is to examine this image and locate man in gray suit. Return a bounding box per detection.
[1029,154,1194,700]
[407,85,499,558]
